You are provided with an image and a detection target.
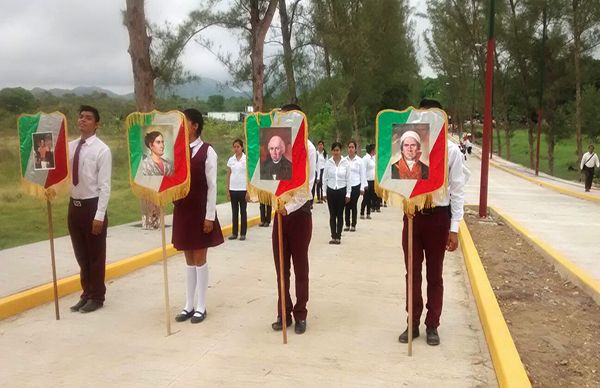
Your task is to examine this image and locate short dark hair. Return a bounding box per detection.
[418,99,443,109]
[331,141,342,151]
[347,139,357,148]
[183,108,204,136]
[366,144,375,154]
[79,105,100,122]
[144,131,163,148]
[318,140,325,146]
[281,103,303,112]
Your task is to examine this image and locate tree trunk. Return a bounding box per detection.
[125,0,155,112]
[547,133,555,175]
[279,0,298,104]
[573,1,583,161]
[352,103,360,144]
[527,120,535,168]
[495,123,502,157]
[249,0,278,112]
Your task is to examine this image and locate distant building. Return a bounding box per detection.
[206,112,245,122]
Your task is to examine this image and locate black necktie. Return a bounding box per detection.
[72,139,85,186]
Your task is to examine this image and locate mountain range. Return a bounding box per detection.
[29,78,249,100]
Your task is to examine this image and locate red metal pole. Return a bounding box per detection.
[479,0,496,218]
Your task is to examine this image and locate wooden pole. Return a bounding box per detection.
[407,215,414,356]
[277,210,288,344]
[160,206,172,336]
[46,199,60,320]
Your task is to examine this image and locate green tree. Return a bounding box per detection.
[207,95,225,111]
[0,87,38,113]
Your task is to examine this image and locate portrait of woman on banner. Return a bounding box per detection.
[141,130,174,177]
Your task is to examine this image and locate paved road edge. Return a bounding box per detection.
[0,216,261,320]
[459,219,532,388]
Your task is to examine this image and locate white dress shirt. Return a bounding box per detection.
[346,154,367,189]
[227,153,247,191]
[323,157,352,198]
[581,151,599,169]
[190,137,217,221]
[317,150,327,170]
[284,140,317,214]
[363,153,375,181]
[432,141,467,233]
[69,135,112,221]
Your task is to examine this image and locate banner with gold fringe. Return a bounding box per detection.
[245,109,309,206]
[375,107,448,215]
[18,112,69,200]
[125,111,190,206]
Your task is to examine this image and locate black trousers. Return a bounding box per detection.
[361,180,375,216]
[260,203,272,224]
[583,166,595,191]
[344,184,361,227]
[314,168,324,201]
[68,197,108,302]
[229,190,247,236]
[327,187,346,239]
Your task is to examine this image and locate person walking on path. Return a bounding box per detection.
[226,139,249,241]
[313,140,327,203]
[172,108,224,325]
[270,103,316,335]
[360,144,376,220]
[581,144,599,192]
[398,99,466,346]
[68,105,112,314]
[344,140,366,232]
[323,142,351,244]
[259,203,272,227]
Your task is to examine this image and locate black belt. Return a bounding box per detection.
[70,197,98,207]
[415,205,450,216]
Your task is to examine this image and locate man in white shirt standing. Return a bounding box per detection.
[580,144,599,192]
[68,105,112,314]
[398,99,466,346]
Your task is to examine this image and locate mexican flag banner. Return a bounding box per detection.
[375,107,448,214]
[125,111,190,206]
[245,109,308,205]
[18,112,69,199]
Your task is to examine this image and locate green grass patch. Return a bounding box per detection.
[0,120,244,249]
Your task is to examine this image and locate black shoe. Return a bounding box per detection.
[344,226,350,232]
[398,327,420,343]
[426,328,440,346]
[239,235,246,241]
[271,316,293,331]
[190,310,207,324]
[259,222,265,227]
[329,239,336,244]
[335,239,341,245]
[70,298,88,312]
[366,215,372,219]
[228,235,238,240]
[350,226,356,232]
[175,309,194,322]
[294,320,306,334]
[80,300,103,313]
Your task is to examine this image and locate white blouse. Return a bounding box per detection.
[317,150,327,170]
[363,153,375,181]
[190,137,217,221]
[322,157,351,198]
[227,153,247,191]
[346,154,367,189]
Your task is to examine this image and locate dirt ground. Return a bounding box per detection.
[465,207,600,388]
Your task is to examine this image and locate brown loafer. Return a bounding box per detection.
[80,300,103,313]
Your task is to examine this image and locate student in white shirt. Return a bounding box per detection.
[344,140,367,231]
[360,144,376,219]
[581,144,599,192]
[322,142,351,244]
[313,140,327,203]
[68,105,112,314]
[226,139,248,240]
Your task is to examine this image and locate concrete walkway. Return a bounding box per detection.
[463,150,600,285]
[0,203,495,387]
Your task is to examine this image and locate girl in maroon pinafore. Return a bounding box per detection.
[172,108,224,324]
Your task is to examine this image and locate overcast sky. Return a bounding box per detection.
[0,0,434,95]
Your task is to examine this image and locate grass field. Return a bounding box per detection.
[0,120,245,249]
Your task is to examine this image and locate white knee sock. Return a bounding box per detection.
[184,265,197,312]
[195,263,208,313]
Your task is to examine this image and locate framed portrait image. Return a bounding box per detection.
[125,111,190,206]
[376,107,447,200]
[32,132,56,171]
[259,126,293,181]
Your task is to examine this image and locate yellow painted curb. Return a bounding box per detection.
[0,215,261,320]
[492,206,600,305]
[459,220,531,388]
[488,158,600,204]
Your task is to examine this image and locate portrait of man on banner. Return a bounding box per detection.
[260,127,293,181]
[390,123,430,180]
[141,126,174,177]
[33,132,56,170]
